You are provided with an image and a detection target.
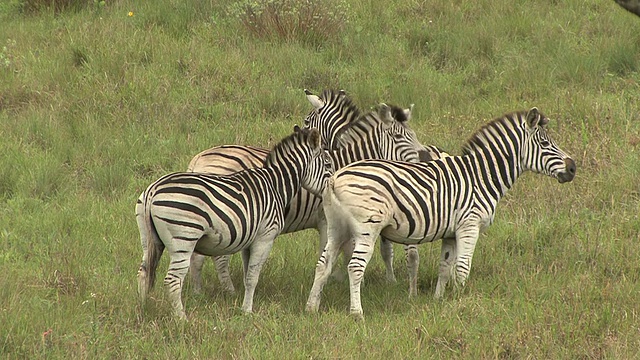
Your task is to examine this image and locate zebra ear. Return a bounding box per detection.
[293,124,301,132]
[403,104,415,122]
[305,89,324,109]
[308,128,321,149]
[378,103,394,124]
[526,107,548,127]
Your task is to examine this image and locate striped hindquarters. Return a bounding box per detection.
[329,158,474,243]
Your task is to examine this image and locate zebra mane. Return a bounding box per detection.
[461,110,530,156]
[263,128,319,167]
[388,104,410,122]
[320,89,362,121]
[332,102,403,147]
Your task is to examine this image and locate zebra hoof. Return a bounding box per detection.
[305,302,319,313]
[350,311,365,322]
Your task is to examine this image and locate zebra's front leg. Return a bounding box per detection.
[213,255,236,295]
[453,226,480,289]
[348,234,377,320]
[434,237,456,299]
[240,238,275,314]
[380,237,397,283]
[405,244,419,297]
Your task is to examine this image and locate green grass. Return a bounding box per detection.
[1,0,640,358]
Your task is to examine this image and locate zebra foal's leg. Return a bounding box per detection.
[379,238,397,283]
[348,232,378,319]
[434,237,456,299]
[241,237,276,313]
[405,244,419,297]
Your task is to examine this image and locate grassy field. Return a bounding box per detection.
[1,0,640,358]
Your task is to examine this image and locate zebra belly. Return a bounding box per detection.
[380,221,455,245]
[193,224,281,256]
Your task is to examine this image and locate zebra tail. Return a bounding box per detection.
[323,176,336,207]
[137,189,163,302]
[322,175,351,239]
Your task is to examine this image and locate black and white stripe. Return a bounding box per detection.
[306,107,577,318]
[187,91,427,294]
[304,89,356,150]
[136,128,325,319]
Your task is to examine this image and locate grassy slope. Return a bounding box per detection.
[1,0,639,358]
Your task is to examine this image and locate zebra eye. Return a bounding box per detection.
[540,139,551,148]
[393,133,405,141]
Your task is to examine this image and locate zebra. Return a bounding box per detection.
[305,107,576,318]
[303,89,355,150]
[136,127,328,319]
[187,91,428,295]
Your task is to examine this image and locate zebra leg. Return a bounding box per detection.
[348,234,377,319]
[329,238,353,283]
[189,253,205,294]
[213,255,236,295]
[240,238,275,314]
[434,237,456,299]
[164,240,196,320]
[379,237,396,283]
[306,229,346,313]
[453,227,480,289]
[405,244,419,297]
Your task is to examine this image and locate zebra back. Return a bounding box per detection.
[187,145,269,174]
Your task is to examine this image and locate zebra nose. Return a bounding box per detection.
[418,150,432,162]
[565,158,576,176]
[558,158,576,183]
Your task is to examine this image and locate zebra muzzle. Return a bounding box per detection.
[557,158,576,183]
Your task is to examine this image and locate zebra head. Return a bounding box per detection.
[373,102,424,163]
[292,125,334,197]
[303,89,357,150]
[521,107,576,183]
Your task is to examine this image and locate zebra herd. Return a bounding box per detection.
[136,89,576,320]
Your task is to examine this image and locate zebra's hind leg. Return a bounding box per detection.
[347,232,378,320]
[405,244,419,297]
[306,228,346,313]
[189,253,206,294]
[240,238,275,314]
[380,237,397,283]
[164,240,196,320]
[213,255,236,294]
[434,237,456,299]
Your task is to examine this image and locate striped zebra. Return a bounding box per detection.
[306,107,576,318]
[187,91,428,295]
[303,89,354,149]
[378,142,451,296]
[136,127,328,319]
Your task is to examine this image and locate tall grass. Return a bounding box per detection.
[1,0,640,358]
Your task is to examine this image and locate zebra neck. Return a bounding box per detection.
[263,164,302,206]
[467,147,523,204]
[330,131,380,168]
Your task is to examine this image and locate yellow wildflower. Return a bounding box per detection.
[128,11,134,17]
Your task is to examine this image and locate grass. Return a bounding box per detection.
[1,0,640,358]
